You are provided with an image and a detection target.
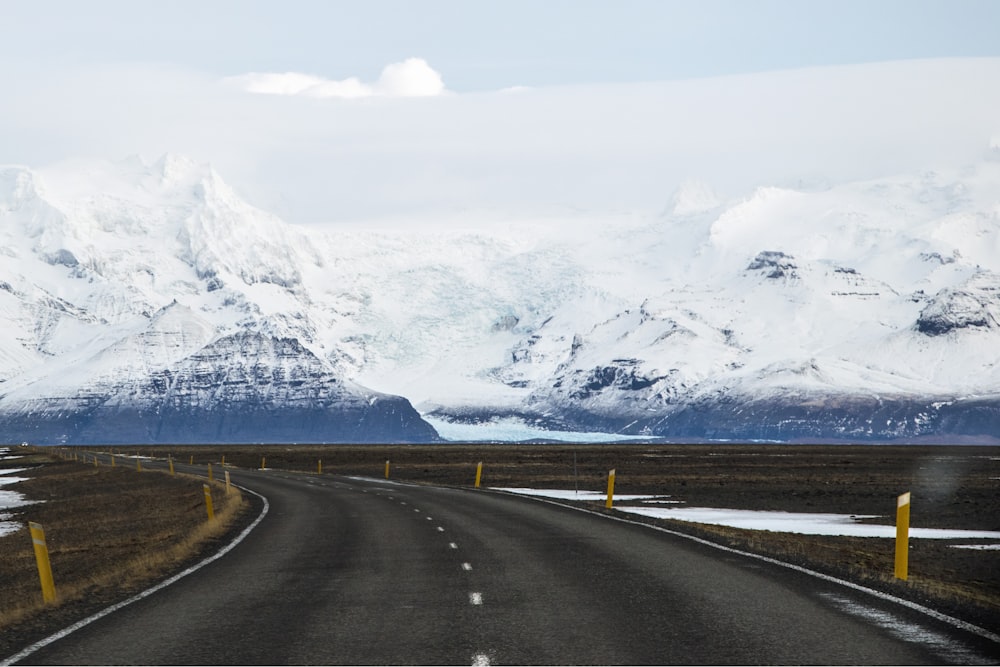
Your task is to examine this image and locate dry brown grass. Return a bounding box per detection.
[0,449,249,653]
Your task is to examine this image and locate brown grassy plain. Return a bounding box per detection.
[0,449,251,658]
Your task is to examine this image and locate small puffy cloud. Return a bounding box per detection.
[374,58,444,97]
[226,58,445,99]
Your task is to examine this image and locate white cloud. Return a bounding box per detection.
[2,57,999,225]
[226,57,445,99]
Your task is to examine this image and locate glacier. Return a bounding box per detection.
[1,150,999,444]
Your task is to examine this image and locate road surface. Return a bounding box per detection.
[8,460,999,665]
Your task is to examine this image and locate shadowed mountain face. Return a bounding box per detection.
[0,330,438,444]
[2,155,1000,444]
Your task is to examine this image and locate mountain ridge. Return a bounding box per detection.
[2,153,999,443]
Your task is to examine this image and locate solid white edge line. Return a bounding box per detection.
[2,482,271,666]
[488,489,1000,647]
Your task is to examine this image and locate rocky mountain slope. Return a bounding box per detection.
[1,151,999,444]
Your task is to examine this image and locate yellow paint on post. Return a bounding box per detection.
[29,522,57,604]
[111,454,116,468]
[208,463,213,482]
[261,456,266,470]
[136,458,142,472]
[475,461,483,489]
[221,454,225,466]
[385,459,390,480]
[318,459,323,474]
[189,455,194,465]
[203,484,215,521]
[895,491,911,580]
[225,470,231,492]
[93,455,98,467]
[606,469,616,509]
[169,457,175,476]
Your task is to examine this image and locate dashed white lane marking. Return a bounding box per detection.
[472,652,491,666]
[469,592,483,605]
[462,562,472,571]
[426,516,433,521]
[414,508,420,512]
[437,526,445,532]
[449,542,458,549]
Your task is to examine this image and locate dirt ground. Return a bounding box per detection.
[2,442,998,657]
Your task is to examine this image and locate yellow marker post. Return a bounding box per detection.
[221,454,225,466]
[318,459,323,474]
[605,469,616,509]
[895,491,911,580]
[385,459,390,480]
[208,463,214,482]
[261,456,266,470]
[29,522,57,604]
[169,456,175,476]
[111,454,116,468]
[475,461,483,489]
[203,484,215,521]
[225,470,231,492]
[136,458,142,473]
[93,455,99,467]
[189,455,194,465]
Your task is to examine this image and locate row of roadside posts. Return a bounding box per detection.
[28,448,231,606]
[26,451,916,607]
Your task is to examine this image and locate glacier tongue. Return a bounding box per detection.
[2,154,1000,443]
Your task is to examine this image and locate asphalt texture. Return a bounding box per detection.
[9,460,1000,665]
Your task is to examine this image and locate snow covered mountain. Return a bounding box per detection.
[2,151,999,444]
[0,156,436,443]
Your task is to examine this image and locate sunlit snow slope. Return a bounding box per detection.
[2,152,999,443]
[0,156,437,443]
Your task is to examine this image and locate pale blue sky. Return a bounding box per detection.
[2,1,999,223]
[3,0,999,89]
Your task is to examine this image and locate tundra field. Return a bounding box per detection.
[1,443,998,658]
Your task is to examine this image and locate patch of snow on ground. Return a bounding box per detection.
[497,487,1000,540]
[0,514,21,537]
[492,488,666,502]
[949,544,1000,550]
[0,465,36,538]
[0,489,34,511]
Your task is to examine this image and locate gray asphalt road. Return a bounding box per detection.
[10,461,1000,665]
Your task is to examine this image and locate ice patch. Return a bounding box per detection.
[0,467,29,475]
[424,416,656,443]
[0,476,27,487]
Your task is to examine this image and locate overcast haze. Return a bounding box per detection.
[2,1,999,224]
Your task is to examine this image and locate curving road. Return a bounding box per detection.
[7,460,999,665]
